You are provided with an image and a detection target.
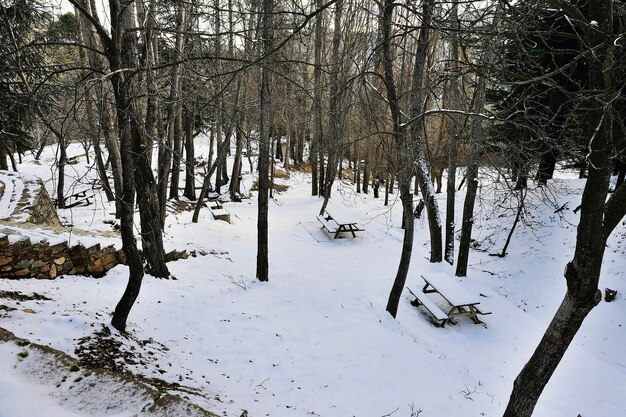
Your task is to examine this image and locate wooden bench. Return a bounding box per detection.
[317,207,363,239]
[407,287,448,326]
[54,190,94,208]
[208,201,230,223]
[421,274,492,324]
[316,215,338,234]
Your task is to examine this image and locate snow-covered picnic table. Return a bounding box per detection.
[316,206,363,239]
[408,273,491,326]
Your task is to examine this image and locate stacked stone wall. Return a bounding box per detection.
[0,235,124,279]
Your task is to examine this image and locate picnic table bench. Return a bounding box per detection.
[54,189,94,208]
[208,200,230,223]
[316,206,363,239]
[408,273,491,326]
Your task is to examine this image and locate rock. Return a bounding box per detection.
[49,264,57,279]
[53,257,65,265]
[16,259,33,269]
[100,253,117,265]
[32,260,47,268]
[0,257,12,266]
[88,265,105,277]
[15,268,31,277]
[22,308,37,314]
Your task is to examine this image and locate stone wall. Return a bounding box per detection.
[0,235,124,279]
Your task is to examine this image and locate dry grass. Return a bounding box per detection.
[273,167,290,179]
[288,163,312,174]
[250,180,290,193]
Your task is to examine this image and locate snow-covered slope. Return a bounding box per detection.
[0,141,624,417]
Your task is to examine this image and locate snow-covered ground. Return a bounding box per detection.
[0,140,624,417]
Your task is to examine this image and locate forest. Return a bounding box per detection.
[0,0,625,416]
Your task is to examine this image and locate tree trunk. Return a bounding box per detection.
[228,77,245,200]
[444,0,461,265]
[103,0,150,331]
[409,0,442,263]
[0,150,7,171]
[78,0,124,218]
[455,81,485,277]
[143,0,160,155]
[379,0,415,318]
[356,158,361,193]
[363,157,369,193]
[275,135,282,161]
[498,189,525,257]
[158,0,186,225]
[284,128,291,169]
[169,111,183,199]
[55,129,67,209]
[101,94,124,218]
[183,109,196,200]
[79,1,172,325]
[75,9,115,203]
[270,137,275,198]
[256,0,274,282]
[297,126,305,165]
[230,124,244,199]
[455,5,501,276]
[320,0,344,215]
[536,148,558,186]
[311,0,323,196]
[215,122,224,193]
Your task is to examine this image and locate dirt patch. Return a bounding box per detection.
[0,290,52,301]
[0,304,17,317]
[0,326,219,417]
[167,199,198,214]
[74,325,205,397]
[76,325,168,374]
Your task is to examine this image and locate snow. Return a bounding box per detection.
[0,140,625,417]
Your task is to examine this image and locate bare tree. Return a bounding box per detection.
[71,0,170,332]
[502,0,626,415]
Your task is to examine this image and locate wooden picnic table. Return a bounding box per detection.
[54,189,94,208]
[409,273,491,326]
[316,206,363,239]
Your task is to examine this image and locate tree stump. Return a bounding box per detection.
[604,288,617,302]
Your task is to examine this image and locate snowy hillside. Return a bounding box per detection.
[0,140,624,417]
